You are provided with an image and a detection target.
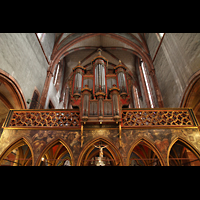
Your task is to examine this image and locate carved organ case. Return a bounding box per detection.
[70,49,131,125]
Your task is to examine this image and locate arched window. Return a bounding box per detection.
[168,139,200,166]
[53,62,60,86]
[36,33,46,42]
[140,60,154,108]
[38,140,73,166]
[132,85,140,108]
[0,139,33,166]
[78,138,123,166]
[128,139,164,166]
[156,33,165,41]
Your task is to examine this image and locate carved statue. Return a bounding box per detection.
[94,144,107,158]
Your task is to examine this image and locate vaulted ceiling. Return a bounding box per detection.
[51,33,151,80]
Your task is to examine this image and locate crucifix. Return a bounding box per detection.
[93,143,108,166]
[94,144,107,158]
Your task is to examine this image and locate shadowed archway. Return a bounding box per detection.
[0,137,33,166]
[77,137,123,166]
[167,137,200,166]
[36,138,74,166]
[127,137,165,166]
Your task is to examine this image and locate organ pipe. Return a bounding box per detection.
[95,63,105,93]
[83,94,89,116]
[72,62,85,100]
[74,73,82,94]
[118,72,127,93]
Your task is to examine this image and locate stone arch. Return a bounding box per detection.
[77,137,123,166]
[167,136,200,166]
[0,69,27,127]
[0,69,27,109]
[50,33,154,77]
[180,69,200,124]
[40,33,163,108]
[126,137,165,166]
[36,138,74,166]
[180,70,200,107]
[0,137,34,166]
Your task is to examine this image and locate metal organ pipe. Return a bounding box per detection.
[113,94,119,116]
[99,98,103,116]
[118,72,127,93]
[95,63,105,93]
[74,72,82,94]
[83,94,89,116]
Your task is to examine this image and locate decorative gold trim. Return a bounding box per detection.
[72,65,86,72]
[81,87,92,93]
[81,124,84,147]
[95,91,106,97]
[119,123,122,147]
[91,56,108,66]
[114,64,127,71]
[109,87,120,93]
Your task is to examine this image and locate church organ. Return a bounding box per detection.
[2,33,200,166]
[70,49,132,125]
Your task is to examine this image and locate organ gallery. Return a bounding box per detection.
[0,33,200,166]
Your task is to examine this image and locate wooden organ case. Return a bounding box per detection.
[70,49,130,126]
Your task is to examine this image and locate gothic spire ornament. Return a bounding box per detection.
[98,48,102,56]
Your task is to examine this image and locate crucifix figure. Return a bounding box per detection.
[94,144,107,158]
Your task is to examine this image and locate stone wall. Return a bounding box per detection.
[145,33,200,108]
[39,33,55,62]
[0,33,49,106]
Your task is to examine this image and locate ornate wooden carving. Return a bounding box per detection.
[122,109,195,127]
[2,108,198,129]
[6,110,80,128]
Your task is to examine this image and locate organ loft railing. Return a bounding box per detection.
[2,108,198,129]
[2,108,199,148]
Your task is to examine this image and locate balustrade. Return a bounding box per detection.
[2,108,198,129]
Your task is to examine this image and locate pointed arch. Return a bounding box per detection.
[167,136,200,166]
[77,137,123,166]
[40,33,163,108]
[0,137,34,166]
[0,69,27,109]
[179,69,200,124]
[36,138,74,166]
[127,137,165,166]
[180,69,200,108]
[50,33,153,77]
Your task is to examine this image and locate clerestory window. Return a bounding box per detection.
[141,60,154,108]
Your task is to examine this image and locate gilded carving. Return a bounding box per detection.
[8,110,80,128]
[122,110,194,127]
